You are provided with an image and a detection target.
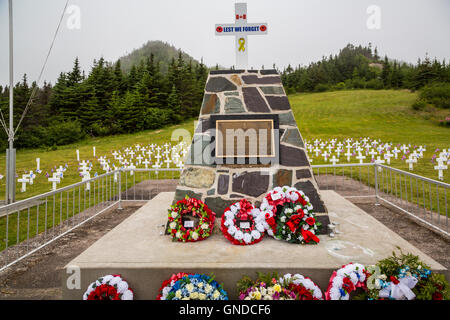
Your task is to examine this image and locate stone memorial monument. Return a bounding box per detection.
[173,69,330,232]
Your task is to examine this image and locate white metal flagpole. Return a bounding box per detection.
[7,0,16,203]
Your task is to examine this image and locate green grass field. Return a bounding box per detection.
[291,89,449,183]
[0,89,448,203]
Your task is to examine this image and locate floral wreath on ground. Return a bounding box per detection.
[220,199,265,245]
[157,272,191,300]
[83,274,134,300]
[164,274,228,300]
[363,250,449,300]
[167,196,215,242]
[279,273,323,300]
[237,272,298,300]
[259,186,321,244]
[325,263,369,300]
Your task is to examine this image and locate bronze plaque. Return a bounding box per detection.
[215,119,275,158]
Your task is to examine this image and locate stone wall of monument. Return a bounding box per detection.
[173,70,328,230]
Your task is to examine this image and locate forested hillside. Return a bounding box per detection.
[0,51,208,150]
[281,44,450,93]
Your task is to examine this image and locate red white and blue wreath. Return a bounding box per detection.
[260,186,321,244]
[325,263,368,300]
[83,274,134,300]
[221,199,265,245]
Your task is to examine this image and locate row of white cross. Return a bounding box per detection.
[304,137,449,181]
[14,142,189,193]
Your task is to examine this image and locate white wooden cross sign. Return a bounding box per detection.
[384,150,393,165]
[18,175,30,192]
[36,158,41,173]
[356,152,366,164]
[142,158,150,169]
[374,156,385,172]
[215,2,268,69]
[434,159,447,181]
[48,173,61,191]
[82,172,91,191]
[405,155,417,171]
[330,155,339,166]
[313,146,321,157]
[344,149,352,162]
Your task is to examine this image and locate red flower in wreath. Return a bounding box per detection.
[342,277,356,294]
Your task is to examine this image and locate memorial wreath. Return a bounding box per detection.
[363,250,449,300]
[164,274,228,300]
[220,199,265,245]
[157,272,191,300]
[279,273,324,300]
[260,186,321,244]
[83,274,134,300]
[325,263,368,300]
[167,196,215,242]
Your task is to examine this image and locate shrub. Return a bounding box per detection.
[90,122,110,137]
[365,78,384,90]
[420,82,450,109]
[412,99,427,110]
[44,120,86,145]
[334,82,346,90]
[314,83,330,92]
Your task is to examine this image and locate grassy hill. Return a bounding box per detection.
[118,40,202,74]
[0,89,448,202]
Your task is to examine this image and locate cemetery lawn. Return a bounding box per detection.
[0,121,195,202]
[290,89,450,184]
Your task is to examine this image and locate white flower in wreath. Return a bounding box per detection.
[201,223,209,230]
[117,281,129,294]
[280,216,286,222]
[297,235,304,242]
[102,275,114,283]
[109,276,121,287]
[234,230,244,240]
[121,289,133,300]
[176,231,182,238]
[171,211,178,218]
[329,286,341,300]
[251,230,261,240]
[228,225,237,235]
[192,232,199,240]
[255,223,265,233]
[224,219,233,227]
[169,222,177,230]
[186,283,194,293]
[225,210,234,220]
[294,205,301,211]
[243,233,252,244]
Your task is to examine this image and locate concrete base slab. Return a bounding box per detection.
[62,191,446,300]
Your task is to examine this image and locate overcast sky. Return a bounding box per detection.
[0,0,449,86]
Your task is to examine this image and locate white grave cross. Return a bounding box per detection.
[215,2,268,69]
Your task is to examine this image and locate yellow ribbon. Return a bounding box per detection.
[238,38,245,52]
